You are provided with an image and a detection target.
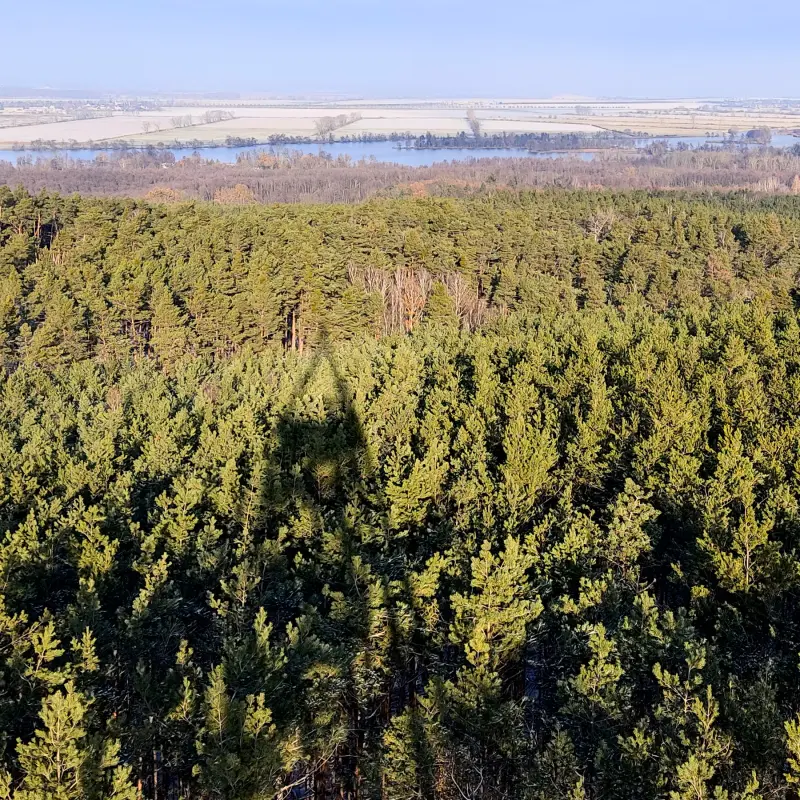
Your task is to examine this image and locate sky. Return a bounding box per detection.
[2,0,799,98]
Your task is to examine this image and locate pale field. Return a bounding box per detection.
[0,114,178,145]
[119,117,324,144]
[145,106,372,119]
[339,117,469,135]
[2,101,800,147]
[143,106,469,119]
[503,100,708,111]
[0,113,66,129]
[333,99,709,111]
[570,112,800,135]
[479,119,603,133]
[357,109,474,119]
[120,116,474,144]
[70,107,481,145]
[122,109,603,143]
[163,107,475,119]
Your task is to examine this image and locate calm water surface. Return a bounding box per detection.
[0,135,796,167]
[0,140,595,166]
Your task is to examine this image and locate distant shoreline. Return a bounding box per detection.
[0,135,403,152]
[2,137,795,155]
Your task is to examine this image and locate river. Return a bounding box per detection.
[0,135,797,167]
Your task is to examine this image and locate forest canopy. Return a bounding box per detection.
[1,186,800,366]
[1,187,800,798]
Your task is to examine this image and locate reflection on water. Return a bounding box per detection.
[0,140,596,167]
[0,134,797,167]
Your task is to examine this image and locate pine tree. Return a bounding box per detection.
[423,281,459,329]
[22,293,87,368]
[148,282,191,368]
[12,683,136,800]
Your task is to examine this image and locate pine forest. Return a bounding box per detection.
[3,185,800,799]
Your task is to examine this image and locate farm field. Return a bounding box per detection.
[129,115,326,142]
[307,97,711,111]
[569,111,800,135]
[0,114,180,144]
[2,99,800,147]
[0,112,68,129]
[478,118,601,133]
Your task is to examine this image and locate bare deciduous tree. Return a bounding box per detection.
[314,113,362,138]
[467,109,482,138]
[213,183,256,205]
[584,208,618,242]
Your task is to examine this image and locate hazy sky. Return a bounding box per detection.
[2,0,798,98]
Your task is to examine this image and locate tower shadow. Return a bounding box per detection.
[266,333,392,800]
[272,343,372,513]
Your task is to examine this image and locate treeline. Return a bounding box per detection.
[11,132,414,153]
[314,113,363,137]
[5,148,800,203]
[2,187,800,367]
[404,130,639,151]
